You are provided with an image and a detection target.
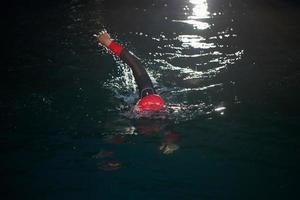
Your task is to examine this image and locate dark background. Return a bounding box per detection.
[2,0,300,199]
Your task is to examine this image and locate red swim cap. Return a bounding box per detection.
[136,94,166,112]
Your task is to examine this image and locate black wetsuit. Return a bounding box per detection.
[119,49,156,98]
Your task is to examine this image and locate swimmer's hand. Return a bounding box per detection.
[94,30,113,47]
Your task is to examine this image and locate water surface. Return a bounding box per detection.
[3,0,300,199]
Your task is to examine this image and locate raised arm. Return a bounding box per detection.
[96,31,155,97]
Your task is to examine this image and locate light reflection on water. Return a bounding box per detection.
[104,0,244,122]
[6,0,299,197]
[172,0,210,30]
[189,0,210,19]
[173,0,210,30]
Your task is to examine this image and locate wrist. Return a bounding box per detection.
[104,39,113,47]
[108,41,124,56]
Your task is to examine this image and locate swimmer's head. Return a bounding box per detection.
[136,94,166,112]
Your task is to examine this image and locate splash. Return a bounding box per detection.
[102,0,244,123]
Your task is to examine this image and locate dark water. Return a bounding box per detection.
[3,0,300,199]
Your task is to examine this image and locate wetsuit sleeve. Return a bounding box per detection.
[108,41,123,57]
[108,41,155,97]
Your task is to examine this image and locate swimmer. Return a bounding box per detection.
[95,30,166,113]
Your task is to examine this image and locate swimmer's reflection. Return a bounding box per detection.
[133,119,180,155]
[95,119,180,171]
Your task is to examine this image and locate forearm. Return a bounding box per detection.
[120,49,154,95]
[96,31,155,97]
[107,41,155,97]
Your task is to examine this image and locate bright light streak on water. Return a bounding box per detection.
[172,19,210,30]
[154,59,204,76]
[178,35,205,43]
[189,0,210,19]
[177,35,216,49]
[172,0,210,30]
[173,83,223,93]
[214,106,226,112]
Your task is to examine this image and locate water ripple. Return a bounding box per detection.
[103,0,244,122]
